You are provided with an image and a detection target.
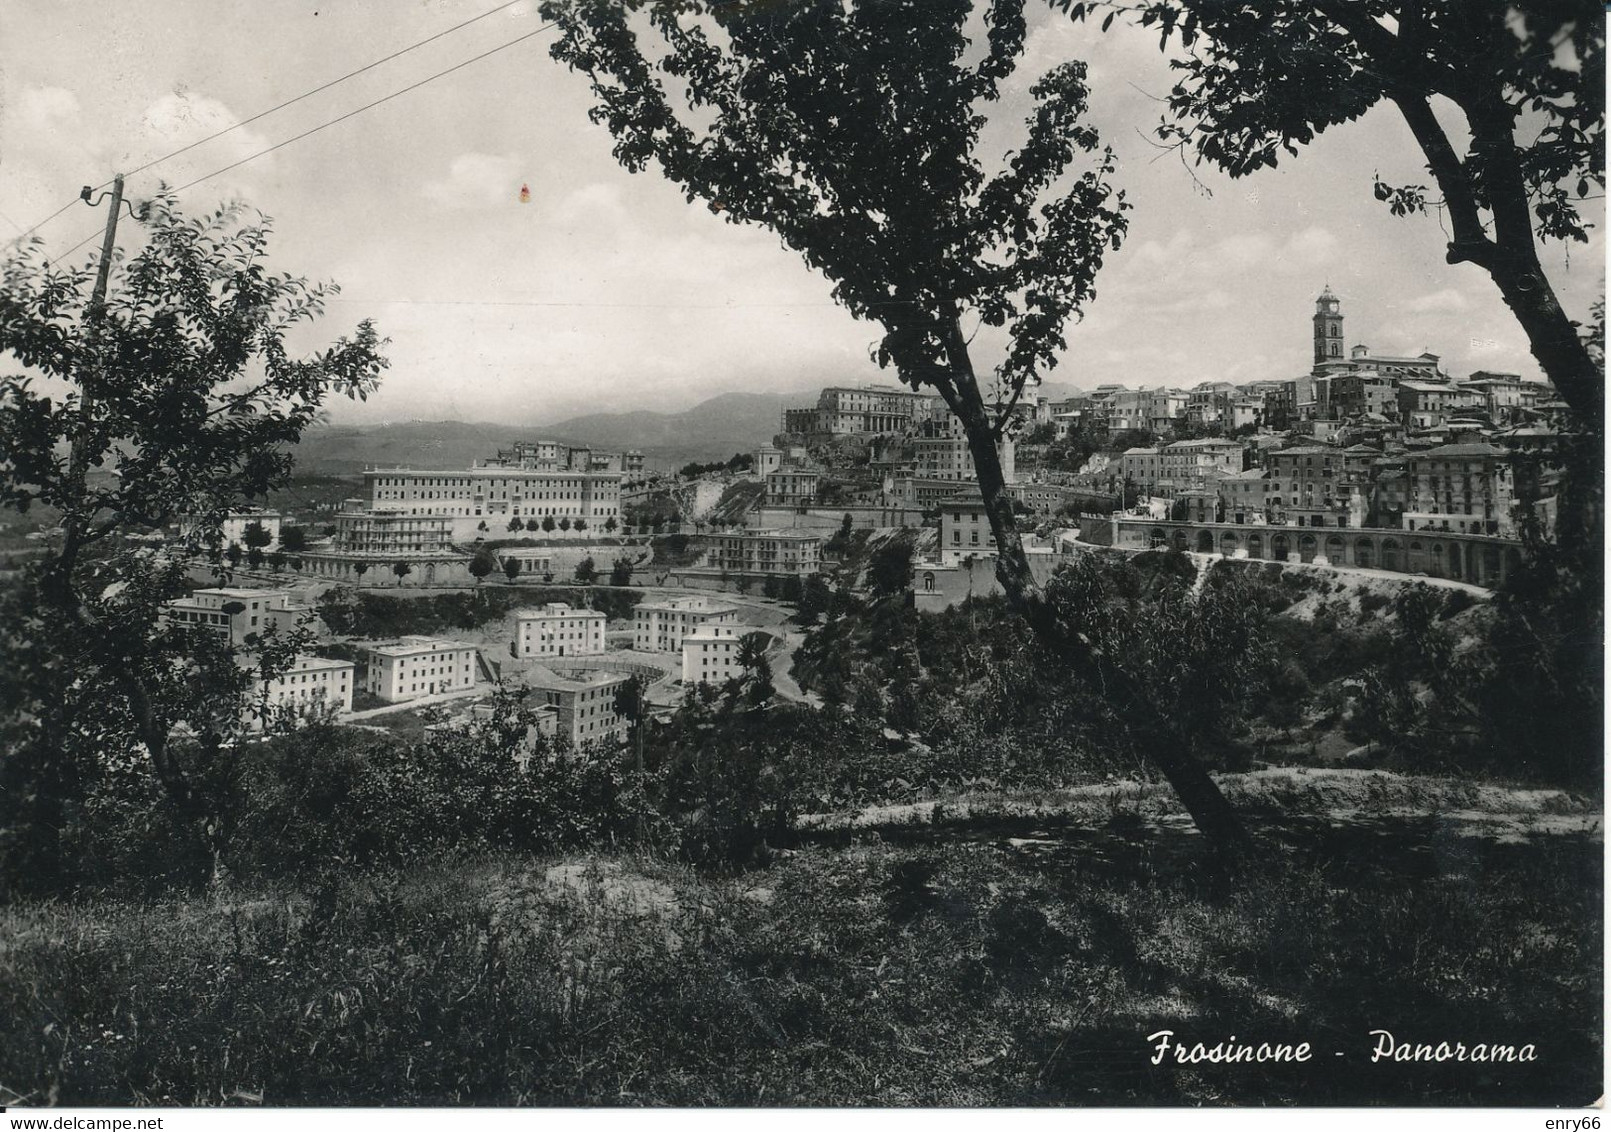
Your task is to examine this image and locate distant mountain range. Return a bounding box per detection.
[289,391,803,476]
[289,382,1089,477]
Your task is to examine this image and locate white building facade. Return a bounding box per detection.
[366,636,479,703]
[634,596,738,652]
[681,622,759,685]
[514,603,607,658]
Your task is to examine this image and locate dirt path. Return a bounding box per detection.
[799,767,1602,845]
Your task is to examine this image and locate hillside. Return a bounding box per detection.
[289,390,807,474]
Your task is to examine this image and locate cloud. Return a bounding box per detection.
[422,152,527,210]
[137,91,272,168]
[1406,287,1470,314]
[1280,226,1339,265]
[13,86,80,131]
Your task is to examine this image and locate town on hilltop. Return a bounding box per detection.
[147,284,1568,738]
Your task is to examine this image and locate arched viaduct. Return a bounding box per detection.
[1112,517,1523,588]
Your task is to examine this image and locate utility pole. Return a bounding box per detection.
[54,174,128,590]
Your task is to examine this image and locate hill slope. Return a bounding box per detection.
[290,391,805,475]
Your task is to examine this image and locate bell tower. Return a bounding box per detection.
[1313,284,1343,365]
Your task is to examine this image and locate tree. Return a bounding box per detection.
[574,556,597,585]
[241,520,273,556]
[610,555,634,587]
[508,516,525,532]
[1038,553,1273,848]
[796,574,833,627]
[1061,0,1604,430]
[575,518,588,533]
[868,536,916,598]
[503,556,523,585]
[535,2,1300,830]
[1023,421,1059,445]
[559,516,572,532]
[392,561,412,586]
[0,191,386,884]
[542,0,1128,616]
[542,515,557,533]
[278,525,308,553]
[736,630,775,706]
[605,515,618,533]
[353,560,370,585]
[469,545,498,585]
[266,550,285,572]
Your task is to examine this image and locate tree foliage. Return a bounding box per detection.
[540,0,1130,609]
[0,193,387,885]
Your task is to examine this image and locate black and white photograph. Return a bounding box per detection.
[0,0,1602,1115]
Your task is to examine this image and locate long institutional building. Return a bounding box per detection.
[363,443,628,541]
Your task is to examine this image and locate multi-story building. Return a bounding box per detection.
[781,384,944,437]
[163,587,307,645]
[254,655,355,723]
[1321,371,1401,423]
[1227,396,1266,431]
[1461,372,1534,424]
[1160,438,1242,482]
[891,476,970,511]
[362,458,622,532]
[765,470,821,507]
[1398,381,1483,429]
[329,507,455,556]
[912,415,975,480]
[681,621,759,685]
[634,595,739,652]
[1265,445,1366,527]
[1403,442,1517,536]
[1121,447,1163,490]
[366,636,479,703]
[1217,469,1273,524]
[513,603,607,659]
[939,485,997,566]
[706,530,823,577]
[531,670,631,748]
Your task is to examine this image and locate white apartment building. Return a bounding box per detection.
[706,530,823,577]
[634,595,739,651]
[163,587,303,645]
[681,622,760,685]
[366,636,479,703]
[513,602,607,658]
[532,670,631,748]
[254,655,355,724]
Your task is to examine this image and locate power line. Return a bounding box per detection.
[173,19,557,195]
[48,15,558,262]
[125,0,534,182]
[7,196,87,246]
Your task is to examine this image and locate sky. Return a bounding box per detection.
[2,0,1603,426]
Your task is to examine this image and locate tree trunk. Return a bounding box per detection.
[926,313,1251,853]
[1481,247,1601,434]
[1388,92,1602,432]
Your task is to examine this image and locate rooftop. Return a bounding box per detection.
[514,603,604,619]
[368,635,476,658]
[1413,442,1511,459]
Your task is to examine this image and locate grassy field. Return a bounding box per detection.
[0,783,1598,1106]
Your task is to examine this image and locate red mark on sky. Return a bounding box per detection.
[519,183,531,203]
